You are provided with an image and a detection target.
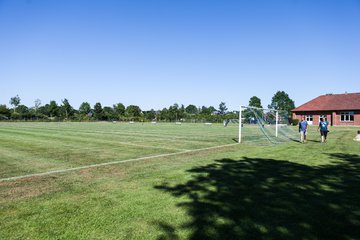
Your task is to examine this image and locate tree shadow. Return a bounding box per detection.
[155,221,180,240]
[155,153,360,239]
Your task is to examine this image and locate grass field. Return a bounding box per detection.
[1,122,359,239]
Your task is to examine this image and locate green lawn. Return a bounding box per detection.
[0,122,359,239]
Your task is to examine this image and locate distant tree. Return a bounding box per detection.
[200,106,216,115]
[9,95,21,113]
[208,106,216,113]
[243,96,263,123]
[185,104,198,114]
[248,96,262,108]
[198,106,219,122]
[103,106,115,120]
[34,99,41,112]
[180,104,185,115]
[79,102,91,115]
[61,98,73,120]
[93,102,103,120]
[38,104,50,117]
[159,108,169,121]
[168,103,180,121]
[200,106,209,115]
[226,110,239,120]
[268,91,295,117]
[143,109,156,121]
[218,102,228,115]
[113,103,125,117]
[28,107,43,120]
[0,104,11,119]
[48,101,59,118]
[16,105,30,119]
[126,105,141,118]
[16,105,29,113]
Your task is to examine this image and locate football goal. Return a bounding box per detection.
[238,106,298,144]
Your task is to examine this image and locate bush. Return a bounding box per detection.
[10,112,21,120]
[292,118,299,126]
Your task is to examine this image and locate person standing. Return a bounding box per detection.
[318,117,329,143]
[299,117,308,143]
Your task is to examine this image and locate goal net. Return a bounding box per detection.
[238,106,298,144]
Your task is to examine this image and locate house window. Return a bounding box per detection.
[340,112,354,122]
[305,115,313,122]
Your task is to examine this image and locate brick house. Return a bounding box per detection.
[292,92,360,126]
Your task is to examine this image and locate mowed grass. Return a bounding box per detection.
[0,122,360,239]
[0,122,238,179]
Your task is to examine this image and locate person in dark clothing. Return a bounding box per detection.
[318,117,329,143]
[299,117,308,143]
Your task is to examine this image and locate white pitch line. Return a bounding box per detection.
[0,143,239,182]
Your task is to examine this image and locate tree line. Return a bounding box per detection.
[0,91,295,122]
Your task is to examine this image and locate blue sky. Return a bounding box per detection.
[1,0,359,111]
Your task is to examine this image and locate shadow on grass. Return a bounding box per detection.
[155,153,360,240]
[306,139,322,143]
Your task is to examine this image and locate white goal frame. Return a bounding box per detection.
[238,105,279,143]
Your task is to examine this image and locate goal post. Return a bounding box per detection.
[238,105,297,144]
[239,105,242,143]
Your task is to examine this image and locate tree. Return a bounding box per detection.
[243,96,263,123]
[268,91,295,116]
[218,102,228,115]
[209,106,216,113]
[180,104,185,115]
[38,104,50,117]
[34,99,41,112]
[48,100,59,118]
[248,96,262,108]
[159,108,169,121]
[16,105,30,119]
[143,109,156,121]
[201,106,216,115]
[61,98,73,120]
[125,105,141,118]
[93,102,103,120]
[185,104,198,115]
[168,103,180,121]
[103,106,115,120]
[0,104,10,119]
[79,102,91,115]
[9,95,21,113]
[113,103,125,118]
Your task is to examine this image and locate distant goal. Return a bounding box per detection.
[238,106,298,144]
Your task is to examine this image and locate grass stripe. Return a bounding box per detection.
[0,143,239,182]
[0,125,233,144]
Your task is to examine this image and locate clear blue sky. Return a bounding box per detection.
[1,0,359,111]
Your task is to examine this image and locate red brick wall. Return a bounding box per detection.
[312,113,332,126]
[293,111,360,126]
[292,112,332,126]
[332,111,360,126]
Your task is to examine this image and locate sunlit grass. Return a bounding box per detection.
[0,122,359,239]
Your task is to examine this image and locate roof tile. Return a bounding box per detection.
[292,92,360,112]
